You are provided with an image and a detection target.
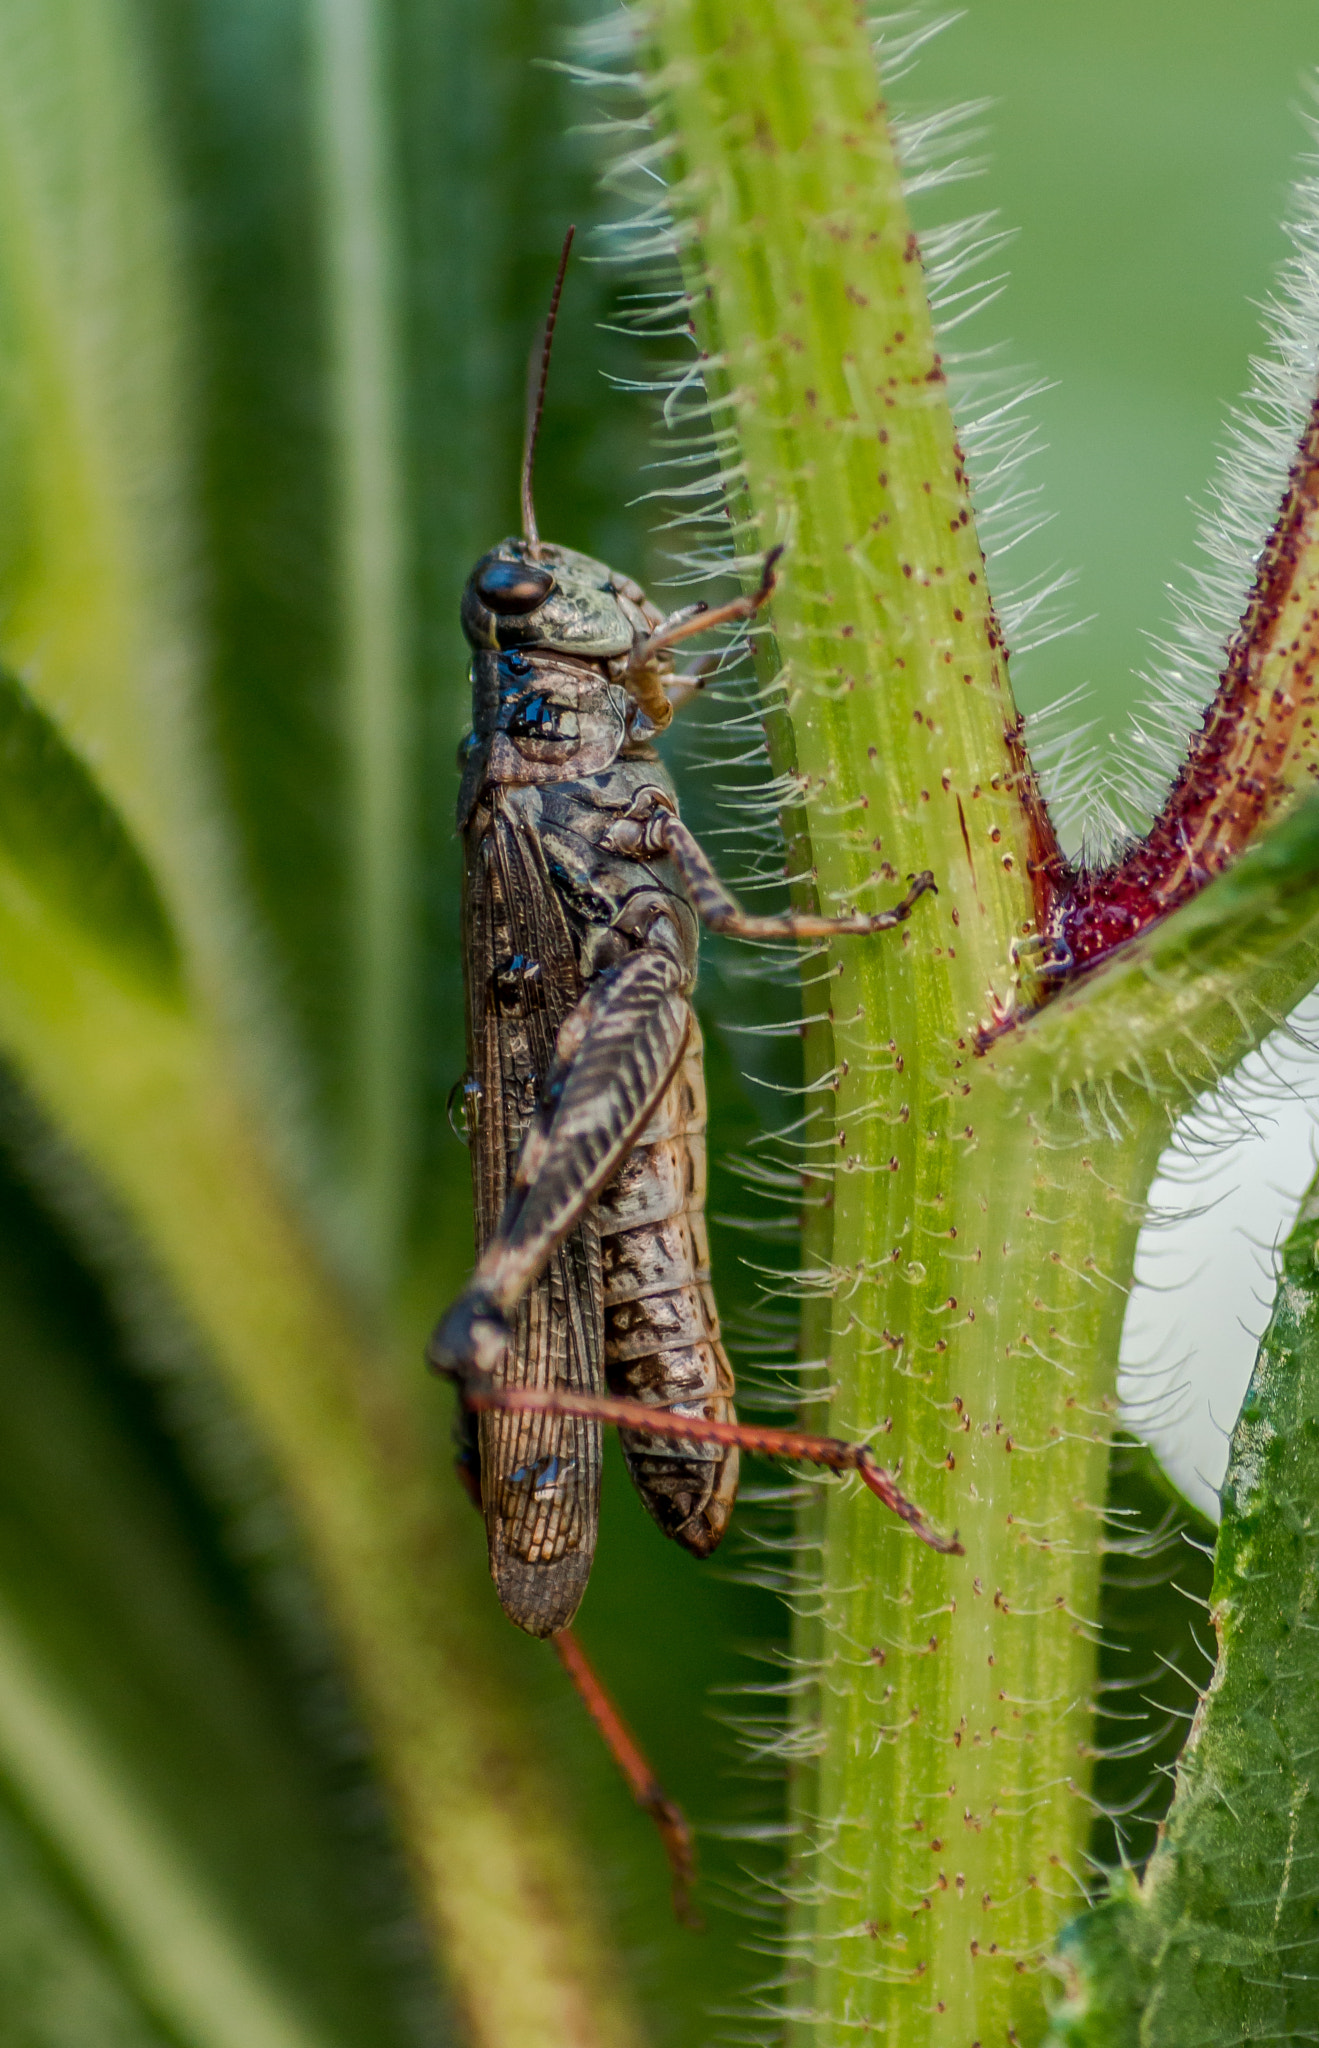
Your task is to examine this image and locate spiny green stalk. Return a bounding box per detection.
[638,4,1305,2041]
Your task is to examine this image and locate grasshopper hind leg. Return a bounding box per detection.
[431,950,694,1634]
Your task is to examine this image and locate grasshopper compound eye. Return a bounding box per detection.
[475,558,555,614]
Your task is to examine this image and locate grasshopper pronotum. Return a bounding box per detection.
[429,231,953,1914]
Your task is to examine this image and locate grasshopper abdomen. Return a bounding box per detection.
[599,1018,738,1555]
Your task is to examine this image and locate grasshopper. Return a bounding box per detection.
[428,233,950,1909]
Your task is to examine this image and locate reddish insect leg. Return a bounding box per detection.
[461,1377,962,1556]
[450,1407,701,1921]
[552,1627,700,1929]
[628,545,784,676]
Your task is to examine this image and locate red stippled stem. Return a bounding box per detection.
[1055,386,1319,973]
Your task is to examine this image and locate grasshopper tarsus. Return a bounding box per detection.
[629,542,785,678]
[553,1627,701,1930]
[855,1453,963,1556]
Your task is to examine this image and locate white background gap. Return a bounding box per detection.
[1120,1003,1319,1520]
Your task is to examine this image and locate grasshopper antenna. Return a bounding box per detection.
[522,225,575,557]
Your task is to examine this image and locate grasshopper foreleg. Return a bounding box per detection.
[627,546,784,676]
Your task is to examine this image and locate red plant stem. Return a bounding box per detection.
[1056,386,1319,973]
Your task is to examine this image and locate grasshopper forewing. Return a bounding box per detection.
[428,230,954,1909]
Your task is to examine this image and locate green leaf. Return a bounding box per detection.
[0,1142,432,2048]
[0,2,772,2039]
[0,1789,175,2048]
[1089,1439,1216,1873]
[0,665,180,997]
[1046,1169,1319,2045]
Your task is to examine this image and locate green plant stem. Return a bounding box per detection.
[0,869,643,2048]
[645,3,1319,2031]
[645,3,1171,2038]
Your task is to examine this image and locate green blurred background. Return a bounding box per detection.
[0,2,1315,2044]
[917,0,1319,754]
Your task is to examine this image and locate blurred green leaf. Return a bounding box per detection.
[0,1141,435,2048]
[0,665,180,996]
[0,1790,176,2048]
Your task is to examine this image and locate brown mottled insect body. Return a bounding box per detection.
[449,543,741,1635]
[430,232,945,1654]
[433,535,937,1638]
[600,1015,738,1556]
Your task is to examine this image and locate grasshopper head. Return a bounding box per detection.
[462,538,660,661]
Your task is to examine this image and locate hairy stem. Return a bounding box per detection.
[643,2,1319,2034]
[644,3,1159,2038]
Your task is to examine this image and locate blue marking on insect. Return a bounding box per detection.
[491,952,544,1014]
[505,690,579,744]
[513,692,554,730]
[508,1452,574,1492]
